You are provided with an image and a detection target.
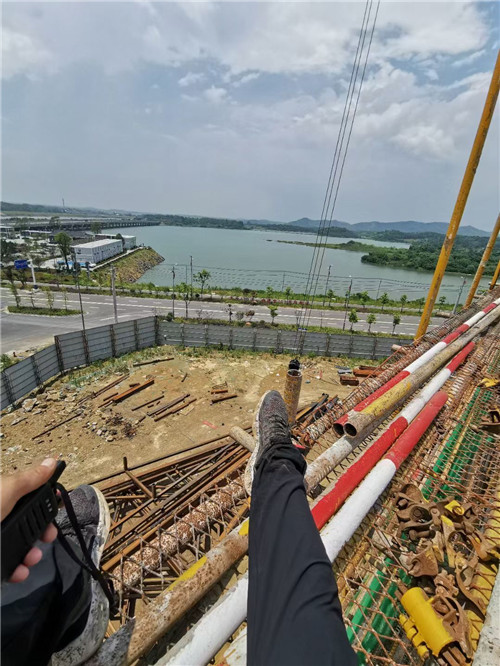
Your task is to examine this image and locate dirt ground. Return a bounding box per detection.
[0,347,362,487]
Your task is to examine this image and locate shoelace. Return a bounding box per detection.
[55,484,118,615]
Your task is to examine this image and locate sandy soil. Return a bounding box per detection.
[0,347,359,487]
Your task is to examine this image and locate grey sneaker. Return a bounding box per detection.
[244,391,292,494]
[51,485,111,666]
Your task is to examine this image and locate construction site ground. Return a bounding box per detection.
[0,346,360,487]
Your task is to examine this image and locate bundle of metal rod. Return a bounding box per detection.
[87,340,476,666]
[100,442,246,565]
[88,312,500,664]
[157,393,449,666]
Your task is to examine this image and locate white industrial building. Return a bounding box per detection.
[72,238,123,264]
[95,233,137,250]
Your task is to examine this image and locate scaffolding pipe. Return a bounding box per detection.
[344,305,500,437]
[415,50,500,339]
[88,307,499,665]
[313,349,471,530]
[160,393,448,666]
[489,260,500,290]
[334,299,500,435]
[464,213,500,308]
[283,360,302,424]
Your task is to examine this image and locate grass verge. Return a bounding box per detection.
[7,306,81,316]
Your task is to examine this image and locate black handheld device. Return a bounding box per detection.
[1,460,66,581]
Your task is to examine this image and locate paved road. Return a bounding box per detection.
[0,287,442,353]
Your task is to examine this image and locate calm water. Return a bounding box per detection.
[113,225,487,301]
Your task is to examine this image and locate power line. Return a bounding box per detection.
[295,0,381,351]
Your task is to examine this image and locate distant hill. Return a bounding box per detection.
[288,217,489,237]
[1,201,490,237]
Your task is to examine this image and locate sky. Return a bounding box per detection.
[2,1,499,230]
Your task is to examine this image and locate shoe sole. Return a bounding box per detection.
[244,390,272,495]
[51,487,111,666]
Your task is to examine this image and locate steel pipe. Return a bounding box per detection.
[343,305,500,437]
[334,299,500,436]
[313,347,471,530]
[160,393,448,666]
[415,50,500,338]
[464,213,500,308]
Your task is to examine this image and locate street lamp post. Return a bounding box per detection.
[343,276,352,331]
[171,266,176,316]
[323,265,332,307]
[190,255,193,298]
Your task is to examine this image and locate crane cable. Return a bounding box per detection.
[295,0,380,351]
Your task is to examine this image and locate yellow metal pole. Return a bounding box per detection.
[490,260,500,290]
[415,51,500,339]
[464,213,500,307]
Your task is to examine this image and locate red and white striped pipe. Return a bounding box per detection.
[160,388,451,666]
[333,298,500,435]
[322,390,448,561]
[313,350,466,529]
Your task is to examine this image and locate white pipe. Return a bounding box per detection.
[160,462,397,666]
[158,342,479,666]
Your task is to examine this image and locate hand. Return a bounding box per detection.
[1,458,59,583]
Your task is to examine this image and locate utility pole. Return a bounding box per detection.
[190,256,193,298]
[111,265,118,324]
[464,212,500,308]
[75,274,86,333]
[28,255,37,290]
[453,277,467,315]
[171,266,176,316]
[323,265,331,306]
[343,276,352,331]
[416,51,500,338]
[282,272,286,292]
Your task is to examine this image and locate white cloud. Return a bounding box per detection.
[178,72,205,87]
[232,72,260,87]
[1,1,497,228]
[452,49,486,68]
[203,85,228,104]
[2,2,491,80]
[2,26,53,80]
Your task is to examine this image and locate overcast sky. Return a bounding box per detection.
[2,1,499,229]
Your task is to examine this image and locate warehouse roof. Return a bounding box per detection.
[72,239,122,249]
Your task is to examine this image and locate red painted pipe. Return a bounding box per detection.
[333,300,498,435]
[385,391,448,469]
[313,391,448,530]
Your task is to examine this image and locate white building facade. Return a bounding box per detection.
[95,233,137,250]
[72,239,123,264]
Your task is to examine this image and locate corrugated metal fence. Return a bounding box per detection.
[1,317,409,409]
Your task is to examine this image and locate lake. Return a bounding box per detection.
[111,225,488,302]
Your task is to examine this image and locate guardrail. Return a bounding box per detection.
[0,318,410,410]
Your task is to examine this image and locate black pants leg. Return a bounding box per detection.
[247,443,356,666]
[1,539,91,666]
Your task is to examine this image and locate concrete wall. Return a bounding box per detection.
[0,317,409,409]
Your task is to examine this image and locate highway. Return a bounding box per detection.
[0,287,440,353]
